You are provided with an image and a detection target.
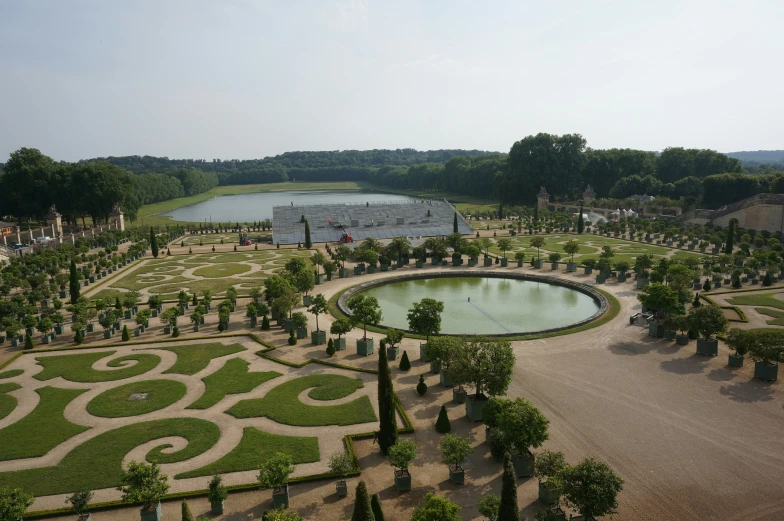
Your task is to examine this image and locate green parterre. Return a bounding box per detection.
[0,339,382,498]
[89,249,312,301]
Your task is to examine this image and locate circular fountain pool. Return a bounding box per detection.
[339,273,605,336]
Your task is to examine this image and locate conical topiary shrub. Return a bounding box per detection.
[25,335,34,350]
[351,481,373,521]
[121,325,130,341]
[371,493,386,521]
[435,405,451,433]
[416,374,428,396]
[288,329,297,345]
[172,325,180,337]
[399,351,411,371]
[181,500,194,521]
[261,315,270,330]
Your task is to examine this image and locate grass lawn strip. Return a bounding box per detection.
[0,418,220,496]
[753,307,784,326]
[86,380,188,418]
[192,263,252,278]
[0,383,21,420]
[156,343,246,375]
[227,374,377,426]
[175,427,319,479]
[0,370,23,379]
[728,292,784,311]
[35,352,161,383]
[187,358,281,409]
[0,386,90,461]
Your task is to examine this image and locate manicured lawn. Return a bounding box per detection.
[0,370,23,379]
[156,343,246,375]
[188,358,281,409]
[753,307,784,326]
[0,418,220,496]
[35,352,161,383]
[227,374,377,426]
[87,380,188,418]
[0,386,90,461]
[175,427,319,479]
[0,383,20,420]
[192,263,252,278]
[729,292,784,311]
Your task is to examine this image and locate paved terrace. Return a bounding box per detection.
[272,198,472,244]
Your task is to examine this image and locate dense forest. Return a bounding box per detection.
[2,140,784,226]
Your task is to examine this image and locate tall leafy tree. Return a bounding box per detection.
[150,227,159,258]
[498,453,519,521]
[0,147,56,223]
[407,298,444,344]
[69,260,80,304]
[377,337,398,454]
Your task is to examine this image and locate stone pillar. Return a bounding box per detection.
[110,204,125,232]
[582,185,596,204]
[45,205,63,236]
[536,187,550,211]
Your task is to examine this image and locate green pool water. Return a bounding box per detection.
[360,276,600,335]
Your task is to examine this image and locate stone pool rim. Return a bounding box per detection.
[337,271,609,338]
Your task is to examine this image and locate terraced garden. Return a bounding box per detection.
[87,249,311,302]
[0,339,381,502]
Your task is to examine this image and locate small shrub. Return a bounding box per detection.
[121,325,130,341]
[416,374,428,396]
[288,330,297,345]
[172,326,180,337]
[25,335,34,350]
[233,245,237,252]
[326,338,336,357]
[399,351,411,371]
[73,330,83,344]
[212,246,216,252]
[435,405,451,433]
[261,315,270,330]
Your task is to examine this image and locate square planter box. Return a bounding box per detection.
[538,481,562,505]
[336,480,348,497]
[728,354,744,368]
[500,258,508,267]
[42,335,51,344]
[315,274,326,284]
[754,362,778,381]
[469,258,478,267]
[416,261,424,268]
[356,338,374,356]
[583,267,593,275]
[367,266,377,273]
[430,360,441,374]
[676,334,690,345]
[303,295,311,306]
[87,323,95,332]
[103,330,113,339]
[448,466,465,485]
[339,268,351,278]
[387,347,398,360]
[431,257,441,265]
[648,323,663,338]
[210,501,225,515]
[281,319,293,332]
[334,338,346,351]
[311,329,326,345]
[134,328,141,337]
[465,394,489,422]
[636,278,649,289]
[296,327,307,339]
[566,262,577,272]
[164,325,172,334]
[533,260,543,269]
[54,324,64,334]
[664,329,676,341]
[354,266,363,275]
[59,290,67,299]
[89,276,95,283]
[272,484,289,509]
[394,470,412,492]
[151,309,158,318]
[124,310,132,319]
[483,257,493,267]
[512,451,535,478]
[696,338,718,356]
[439,370,453,387]
[419,343,429,362]
[595,274,606,284]
[193,324,200,332]
[10,338,19,347]
[380,264,389,272]
[140,501,162,521]
[452,387,467,403]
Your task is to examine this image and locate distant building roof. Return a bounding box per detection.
[627,194,654,201]
[0,221,15,229]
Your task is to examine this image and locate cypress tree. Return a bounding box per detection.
[533,205,538,228]
[763,271,773,286]
[305,219,312,249]
[115,297,122,310]
[399,350,411,371]
[498,453,519,521]
[69,259,80,304]
[25,335,34,350]
[498,201,504,220]
[181,500,194,521]
[435,405,451,433]
[261,315,270,330]
[577,205,584,234]
[725,221,735,254]
[121,325,130,341]
[378,335,398,453]
[327,338,336,357]
[453,212,458,233]
[150,227,159,258]
[350,481,374,521]
[370,494,386,521]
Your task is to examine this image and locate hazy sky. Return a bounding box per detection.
[1,0,781,162]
